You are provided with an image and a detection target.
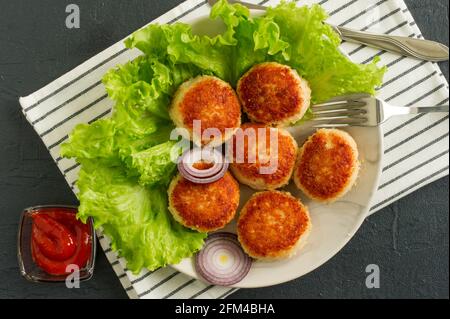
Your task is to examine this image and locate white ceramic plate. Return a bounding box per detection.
[171,13,384,288]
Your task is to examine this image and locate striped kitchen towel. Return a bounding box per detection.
[19,0,449,299]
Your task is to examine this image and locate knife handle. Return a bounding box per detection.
[334,26,449,62]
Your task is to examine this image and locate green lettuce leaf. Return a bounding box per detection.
[60,119,121,166]
[125,140,180,187]
[103,56,200,120]
[60,105,175,166]
[77,161,206,273]
[212,1,290,84]
[125,23,232,82]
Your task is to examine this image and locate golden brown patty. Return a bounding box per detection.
[237,191,311,260]
[170,75,241,146]
[293,129,360,203]
[230,123,298,190]
[237,62,311,127]
[168,172,240,232]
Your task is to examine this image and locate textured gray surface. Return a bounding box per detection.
[0,0,448,299]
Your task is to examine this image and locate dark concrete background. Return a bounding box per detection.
[0,0,448,299]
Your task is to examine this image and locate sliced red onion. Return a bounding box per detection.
[195,232,252,286]
[178,148,229,184]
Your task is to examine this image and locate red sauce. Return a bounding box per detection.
[31,208,92,275]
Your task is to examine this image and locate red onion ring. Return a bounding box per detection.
[195,232,252,286]
[182,148,222,177]
[178,148,229,184]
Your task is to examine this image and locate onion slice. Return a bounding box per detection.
[178,148,229,184]
[195,232,252,286]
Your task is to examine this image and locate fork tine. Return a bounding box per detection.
[313,108,368,117]
[321,93,371,103]
[313,101,367,111]
[312,115,368,121]
[312,100,367,110]
[311,116,369,128]
[313,123,352,128]
[310,93,372,127]
[312,93,370,108]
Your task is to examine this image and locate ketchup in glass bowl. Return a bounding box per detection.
[18,205,96,282]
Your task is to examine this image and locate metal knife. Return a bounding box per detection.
[330,25,449,62]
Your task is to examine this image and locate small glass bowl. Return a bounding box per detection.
[17,205,96,283]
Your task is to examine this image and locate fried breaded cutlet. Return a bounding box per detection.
[168,172,240,232]
[230,123,298,190]
[237,191,311,260]
[170,75,241,146]
[237,62,311,127]
[293,129,360,203]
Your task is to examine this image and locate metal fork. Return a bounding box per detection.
[311,94,449,128]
